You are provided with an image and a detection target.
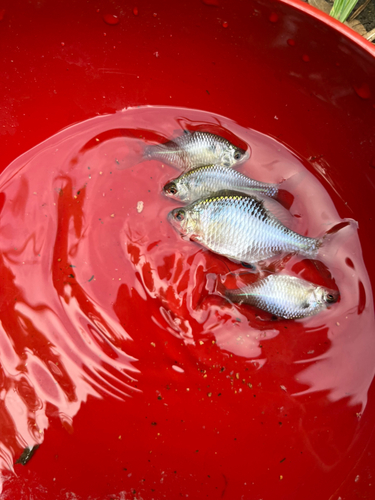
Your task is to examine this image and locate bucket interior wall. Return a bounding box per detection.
[0,1,375,499]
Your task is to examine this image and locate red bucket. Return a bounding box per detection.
[0,1,374,499]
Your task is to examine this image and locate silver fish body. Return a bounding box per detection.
[144,131,249,171]
[163,164,279,203]
[217,274,339,319]
[168,191,322,264]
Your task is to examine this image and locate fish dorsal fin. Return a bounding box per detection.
[257,194,295,230]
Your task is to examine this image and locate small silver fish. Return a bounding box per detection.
[144,130,249,171]
[214,274,339,319]
[168,191,322,265]
[163,164,279,203]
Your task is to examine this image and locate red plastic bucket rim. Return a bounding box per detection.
[279,0,375,56]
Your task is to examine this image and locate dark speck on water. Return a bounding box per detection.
[15,445,40,465]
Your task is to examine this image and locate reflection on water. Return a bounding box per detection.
[0,106,374,496]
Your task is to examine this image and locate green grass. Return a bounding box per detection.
[330,0,359,22]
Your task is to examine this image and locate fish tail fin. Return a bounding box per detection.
[325,218,359,236]
[260,195,296,230]
[115,139,147,170]
[320,218,359,258]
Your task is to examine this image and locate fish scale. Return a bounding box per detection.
[144,131,248,171]
[163,164,278,203]
[218,274,338,319]
[168,191,321,265]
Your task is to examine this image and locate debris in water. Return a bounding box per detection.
[137,201,144,213]
[15,445,40,465]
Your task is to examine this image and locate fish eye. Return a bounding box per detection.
[174,209,185,222]
[325,292,337,303]
[234,151,242,160]
[164,182,178,195]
